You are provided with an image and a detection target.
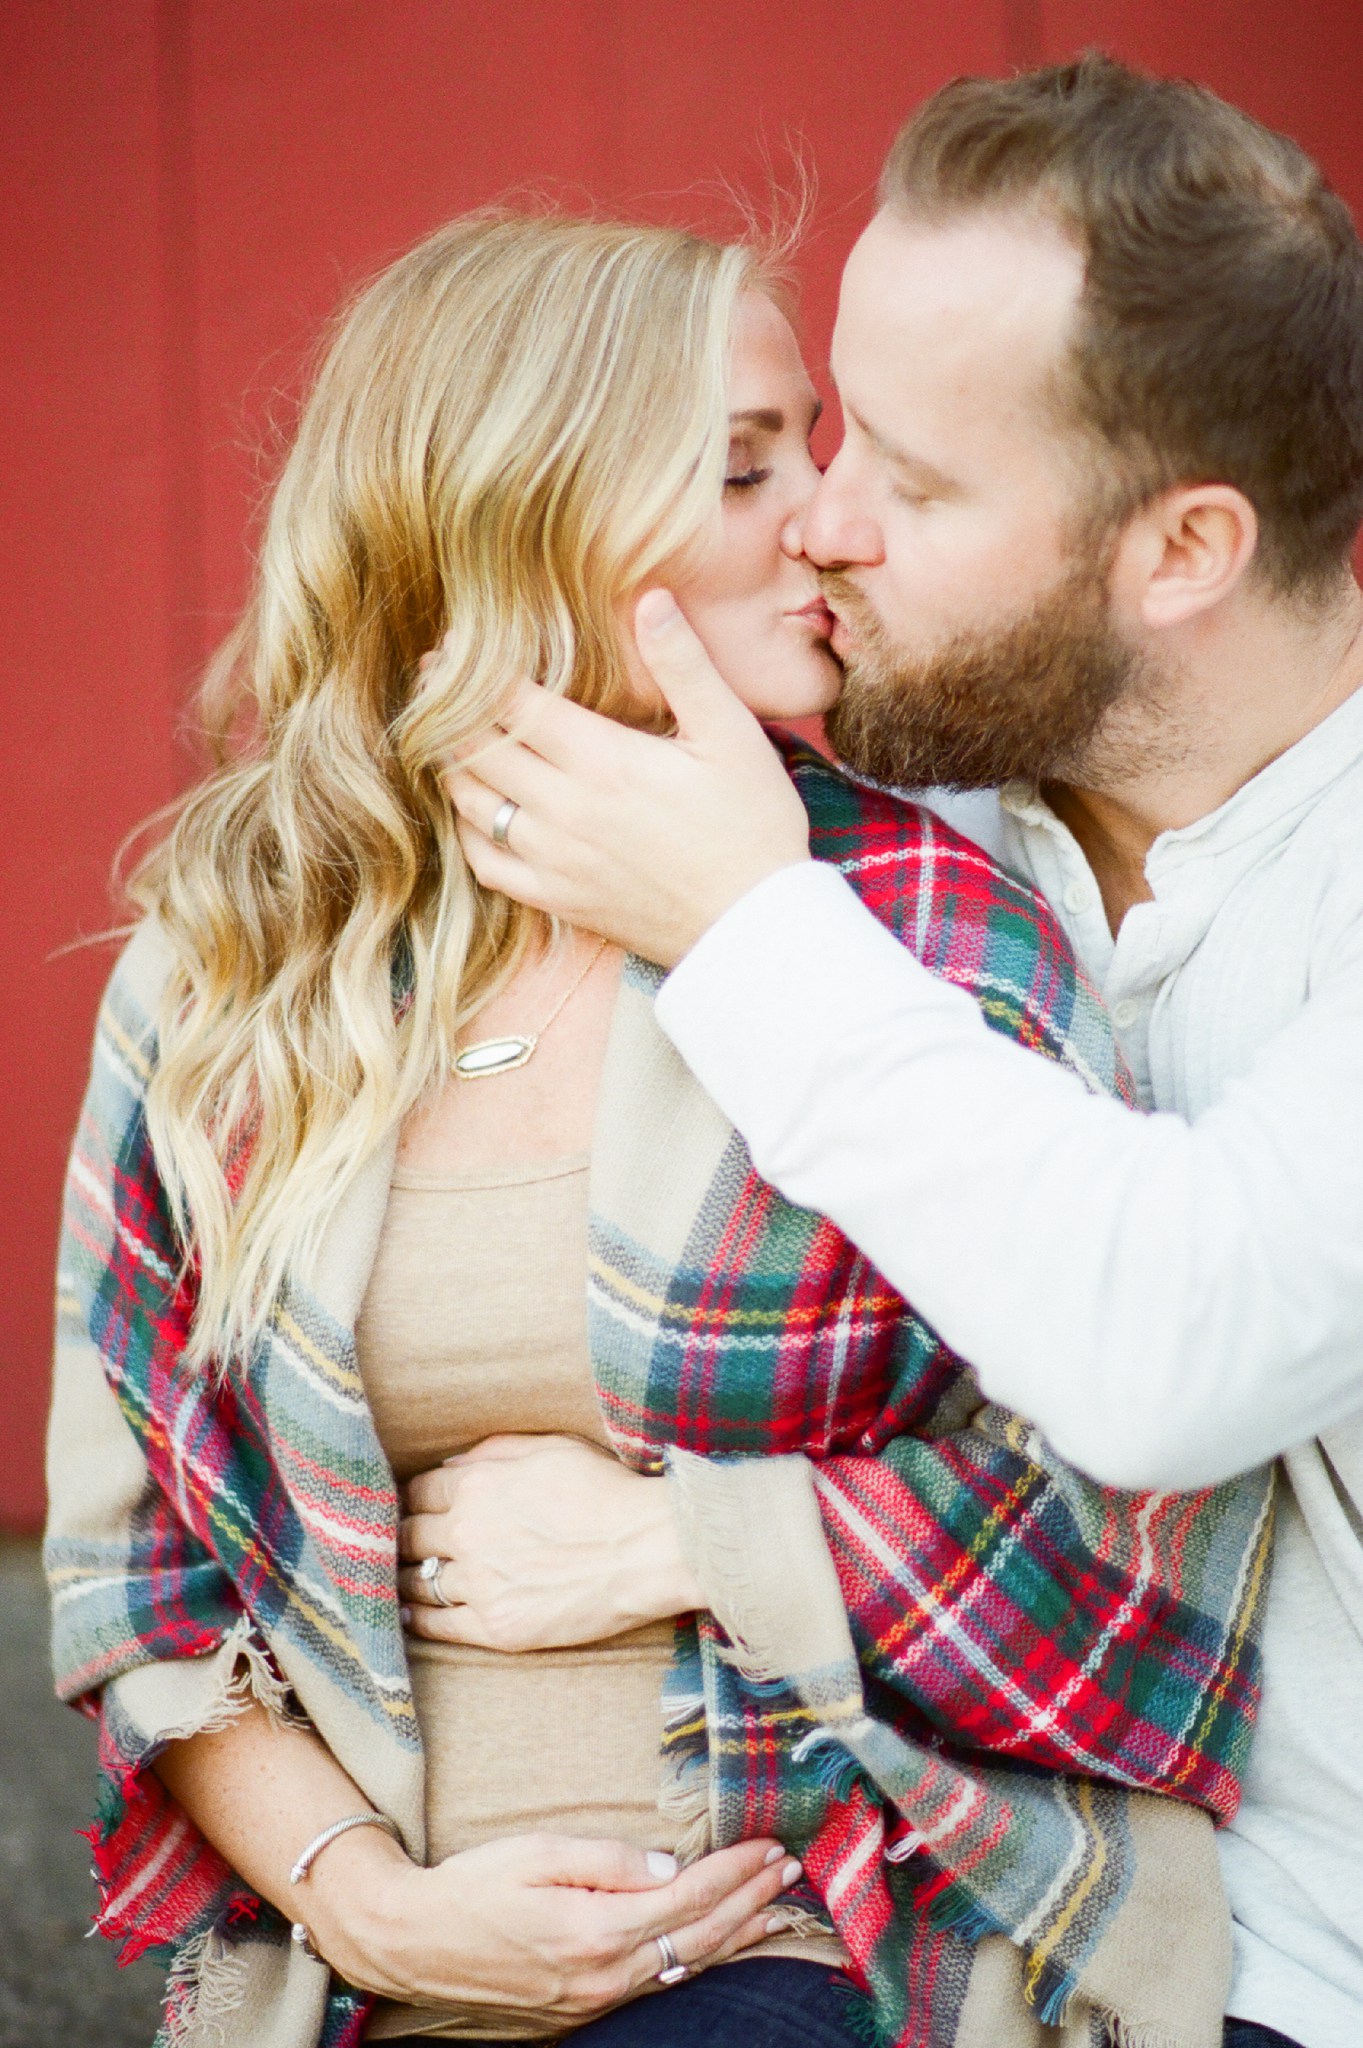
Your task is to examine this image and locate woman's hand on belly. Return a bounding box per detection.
[398,1434,702,1651]
[309,1824,802,2016]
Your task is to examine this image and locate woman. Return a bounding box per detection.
[46,211,1269,2048]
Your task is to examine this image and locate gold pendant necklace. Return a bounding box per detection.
[453,938,609,1079]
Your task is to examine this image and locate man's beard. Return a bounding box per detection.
[822,555,1158,792]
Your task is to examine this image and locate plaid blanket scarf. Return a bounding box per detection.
[46,739,1272,2048]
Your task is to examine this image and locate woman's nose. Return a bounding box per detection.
[779,498,809,561]
[778,447,822,561]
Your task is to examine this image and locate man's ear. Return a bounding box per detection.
[1111,484,1259,632]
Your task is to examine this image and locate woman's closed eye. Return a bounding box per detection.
[724,464,773,492]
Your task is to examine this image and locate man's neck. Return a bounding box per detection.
[1046,581,1363,935]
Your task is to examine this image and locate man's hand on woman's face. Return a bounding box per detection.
[398,1433,704,1652]
[444,591,814,969]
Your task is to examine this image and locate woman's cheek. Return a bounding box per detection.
[679,596,771,707]
[710,505,775,598]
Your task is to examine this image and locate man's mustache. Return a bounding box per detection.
[816,568,880,641]
[816,568,862,606]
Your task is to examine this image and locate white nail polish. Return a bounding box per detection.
[763,1845,784,1866]
[646,1850,679,1880]
[781,1859,802,1886]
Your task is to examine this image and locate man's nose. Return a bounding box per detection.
[800,446,885,570]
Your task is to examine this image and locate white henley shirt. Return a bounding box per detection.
[655,681,1363,2048]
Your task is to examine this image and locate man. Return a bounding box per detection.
[447,58,1363,2048]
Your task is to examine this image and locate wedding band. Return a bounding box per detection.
[490,798,519,849]
[418,1554,454,1608]
[653,1931,687,1985]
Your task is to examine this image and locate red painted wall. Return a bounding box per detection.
[5,1,1361,1528]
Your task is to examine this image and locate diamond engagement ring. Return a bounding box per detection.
[418,1554,454,1608]
[490,798,519,849]
[653,1931,687,1985]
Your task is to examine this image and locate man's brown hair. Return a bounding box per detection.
[880,54,1363,597]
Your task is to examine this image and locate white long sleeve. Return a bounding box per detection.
[655,854,1363,1492]
[658,689,1363,2048]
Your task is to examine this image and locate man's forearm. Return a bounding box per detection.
[656,863,1363,1488]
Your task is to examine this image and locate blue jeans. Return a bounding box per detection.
[379,1958,862,2046]
[385,1976,1307,2048]
[565,1996,1305,2048]
[1224,2025,1304,2048]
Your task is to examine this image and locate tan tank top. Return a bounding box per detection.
[356,1156,841,2041]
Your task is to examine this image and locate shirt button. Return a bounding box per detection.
[1112,998,1141,1029]
[1062,880,1097,915]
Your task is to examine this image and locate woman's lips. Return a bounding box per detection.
[788,598,836,637]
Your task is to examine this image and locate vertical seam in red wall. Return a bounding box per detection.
[1002,0,1047,70]
[155,0,206,723]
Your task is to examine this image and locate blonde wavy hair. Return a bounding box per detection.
[132,210,768,1369]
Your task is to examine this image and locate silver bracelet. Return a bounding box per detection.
[289,1811,402,1887]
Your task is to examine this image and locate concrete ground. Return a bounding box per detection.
[0,1537,163,2048]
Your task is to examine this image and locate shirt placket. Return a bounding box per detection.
[1001,788,1172,1105]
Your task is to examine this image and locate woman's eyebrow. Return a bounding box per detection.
[728,397,824,432]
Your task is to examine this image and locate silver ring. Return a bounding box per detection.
[654,1931,687,1985]
[418,1554,454,1608]
[490,798,519,850]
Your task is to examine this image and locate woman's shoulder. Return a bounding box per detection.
[85,916,178,1103]
[772,732,1128,1095]
[62,922,180,1285]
